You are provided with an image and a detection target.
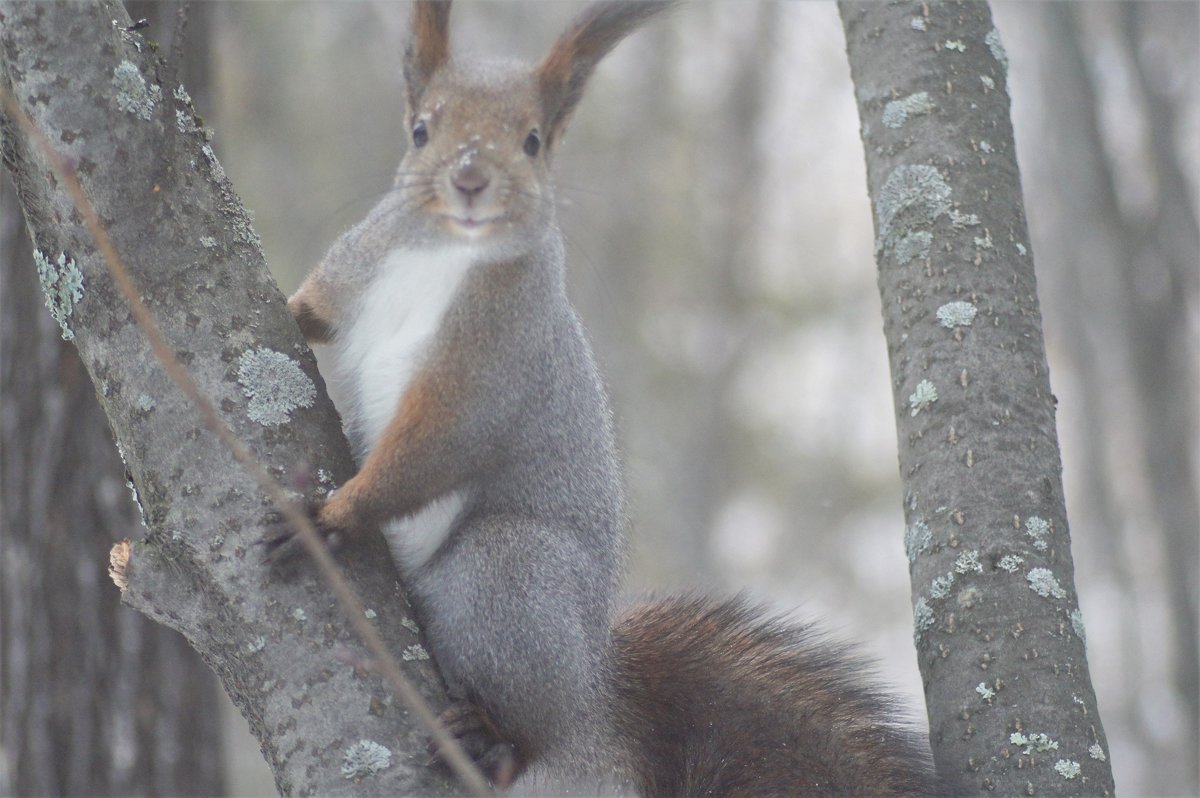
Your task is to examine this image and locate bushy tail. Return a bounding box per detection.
[612,594,941,797]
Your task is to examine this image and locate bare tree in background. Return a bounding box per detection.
[568,3,778,585]
[840,3,1115,794]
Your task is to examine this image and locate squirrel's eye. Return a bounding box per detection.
[412,120,429,149]
[523,129,541,158]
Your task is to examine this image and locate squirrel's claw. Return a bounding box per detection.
[258,498,337,565]
[428,701,523,789]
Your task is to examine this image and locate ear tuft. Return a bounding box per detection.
[404,0,452,114]
[536,1,674,151]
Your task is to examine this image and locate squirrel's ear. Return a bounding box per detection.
[536,1,673,151]
[404,0,452,114]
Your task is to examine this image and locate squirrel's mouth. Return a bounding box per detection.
[442,214,503,238]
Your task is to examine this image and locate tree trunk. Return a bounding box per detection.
[839,2,1115,794]
[0,2,456,794]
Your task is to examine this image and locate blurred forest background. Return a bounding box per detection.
[3,1,1195,796]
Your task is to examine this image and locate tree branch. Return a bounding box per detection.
[0,2,460,793]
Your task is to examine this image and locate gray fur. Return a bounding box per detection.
[292,2,633,782]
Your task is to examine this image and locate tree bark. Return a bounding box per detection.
[0,2,456,794]
[839,3,1115,794]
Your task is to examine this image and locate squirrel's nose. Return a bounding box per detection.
[452,161,490,201]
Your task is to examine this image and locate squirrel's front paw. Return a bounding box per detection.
[259,497,344,565]
[429,701,523,789]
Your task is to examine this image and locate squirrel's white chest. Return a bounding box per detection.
[331,246,476,571]
[334,246,476,461]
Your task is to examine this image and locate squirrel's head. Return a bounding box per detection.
[396,0,672,243]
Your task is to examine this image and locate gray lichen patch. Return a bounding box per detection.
[950,209,980,227]
[904,520,932,562]
[893,231,932,265]
[882,91,934,129]
[112,59,162,121]
[930,572,956,600]
[997,553,1024,573]
[985,28,1009,72]
[201,144,228,182]
[200,144,262,249]
[176,108,199,135]
[908,379,938,416]
[236,348,316,426]
[1011,731,1058,754]
[1054,759,1081,780]
[913,597,935,640]
[1026,567,1067,599]
[341,739,392,780]
[936,301,977,329]
[34,250,85,340]
[1024,515,1050,551]
[954,549,983,574]
[874,164,952,257]
[1071,608,1087,643]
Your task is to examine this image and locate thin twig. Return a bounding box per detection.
[0,85,491,798]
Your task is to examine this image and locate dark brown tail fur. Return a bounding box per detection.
[613,595,941,797]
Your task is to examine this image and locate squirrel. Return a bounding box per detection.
[271,1,941,795]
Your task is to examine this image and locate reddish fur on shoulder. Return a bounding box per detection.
[613,595,941,797]
[286,289,334,344]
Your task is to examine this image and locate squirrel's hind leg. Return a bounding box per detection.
[405,514,619,785]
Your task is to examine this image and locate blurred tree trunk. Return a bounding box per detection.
[0,3,227,795]
[594,4,775,585]
[1111,5,1199,775]
[668,3,775,583]
[839,2,1115,794]
[0,2,455,795]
